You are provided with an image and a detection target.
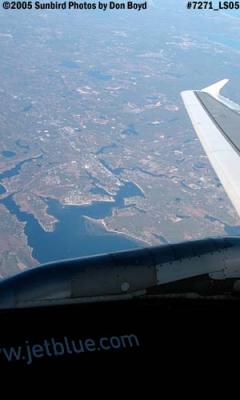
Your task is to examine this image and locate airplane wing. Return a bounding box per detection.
[181,79,240,217]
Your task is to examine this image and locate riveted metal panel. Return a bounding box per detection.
[111,248,154,269]
[156,251,225,285]
[71,250,156,298]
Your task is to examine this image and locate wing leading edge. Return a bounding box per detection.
[181,80,240,217]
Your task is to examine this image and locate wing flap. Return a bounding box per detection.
[181,86,240,216]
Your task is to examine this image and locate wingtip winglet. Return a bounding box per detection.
[202,79,229,97]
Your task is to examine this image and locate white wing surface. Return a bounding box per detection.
[181,80,240,216]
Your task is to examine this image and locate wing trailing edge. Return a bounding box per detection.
[181,80,240,217]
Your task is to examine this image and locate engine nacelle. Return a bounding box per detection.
[0,236,240,309]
